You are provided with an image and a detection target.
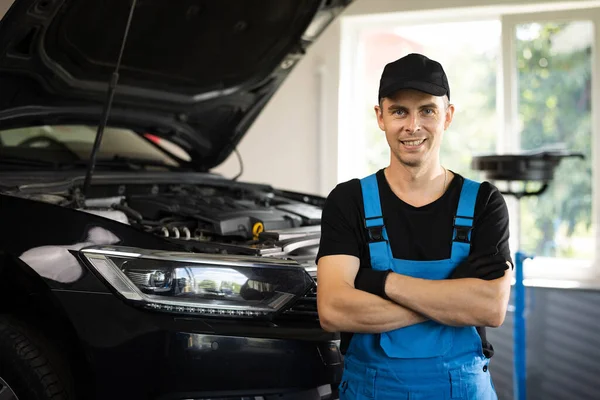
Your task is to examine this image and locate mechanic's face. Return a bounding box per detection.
[375,89,454,169]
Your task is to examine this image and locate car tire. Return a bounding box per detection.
[0,315,75,400]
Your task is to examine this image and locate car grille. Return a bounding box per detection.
[278,276,319,321]
[284,285,318,317]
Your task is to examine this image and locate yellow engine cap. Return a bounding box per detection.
[252,222,264,238]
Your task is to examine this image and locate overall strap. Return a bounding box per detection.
[360,173,392,271]
[360,173,385,242]
[451,178,481,261]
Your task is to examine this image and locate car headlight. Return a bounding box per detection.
[80,246,314,318]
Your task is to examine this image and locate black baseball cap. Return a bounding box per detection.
[378,53,450,102]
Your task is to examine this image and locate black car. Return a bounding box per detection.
[0,0,351,399]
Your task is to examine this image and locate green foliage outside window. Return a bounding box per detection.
[517,22,592,258]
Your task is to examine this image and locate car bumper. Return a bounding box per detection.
[119,332,342,400]
[52,290,342,400]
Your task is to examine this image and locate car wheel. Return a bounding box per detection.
[0,375,20,400]
[0,315,74,400]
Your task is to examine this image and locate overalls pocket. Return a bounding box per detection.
[339,364,376,399]
[449,361,498,400]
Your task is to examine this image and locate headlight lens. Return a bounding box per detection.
[81,246,314,318]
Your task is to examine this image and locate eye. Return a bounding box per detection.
[422,108,434,115]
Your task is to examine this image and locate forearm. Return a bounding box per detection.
[384,271,511,327]
[318,284,427,333]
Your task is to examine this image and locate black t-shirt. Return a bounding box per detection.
[316,168,511,266]
[316,168,512,356]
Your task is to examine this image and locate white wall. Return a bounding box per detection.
[0,0,10,19]
[212,20,341,197]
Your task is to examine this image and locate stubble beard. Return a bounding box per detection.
[391,146,424,169]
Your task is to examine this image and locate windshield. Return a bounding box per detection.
[0,125,191,169]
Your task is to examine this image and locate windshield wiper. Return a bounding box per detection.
[0,155,184,171]
[60,156,185,171]
[0,155,59,169]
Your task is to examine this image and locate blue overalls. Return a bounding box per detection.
[339,173,498,400]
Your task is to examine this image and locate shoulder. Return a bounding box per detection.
[475,180,507,213]
[324,170,384,205]
[322,176,364,219]
[323,178,362,215]
[321,171,389,227]
[455,175,512,259]
[452,173,504,205]
[453,173,508,220]
[327,178,361,200]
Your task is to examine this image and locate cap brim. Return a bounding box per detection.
[379,81,447,100]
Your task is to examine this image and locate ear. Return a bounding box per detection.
[444,103,455,130]
[374,103,385,131]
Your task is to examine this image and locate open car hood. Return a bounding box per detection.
[0,0,350,170]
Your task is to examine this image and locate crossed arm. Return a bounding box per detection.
[316,255,427,333]
[316,254,512,334]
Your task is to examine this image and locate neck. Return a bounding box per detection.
[387,158,444,188]
[384,158,448,206]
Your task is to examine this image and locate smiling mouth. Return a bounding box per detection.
[400,139,426,147]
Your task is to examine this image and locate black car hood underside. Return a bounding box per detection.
[0,0,350,170]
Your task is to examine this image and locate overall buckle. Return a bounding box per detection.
[367,226,384,242]
[453,216,473,243]
[364,216,385,243]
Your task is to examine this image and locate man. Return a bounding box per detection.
[316,53,513,399]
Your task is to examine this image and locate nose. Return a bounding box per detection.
[406,115,421,132]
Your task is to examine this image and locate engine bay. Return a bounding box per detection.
[9,178,324,269]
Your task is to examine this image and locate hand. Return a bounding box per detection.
[450,253,510,281]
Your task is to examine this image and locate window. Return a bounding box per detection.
[502,10,598,279]
[339,5,600,279]
[0,125,189,166]
[516,21,593,261]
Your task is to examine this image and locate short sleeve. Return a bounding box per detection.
[471,182,513,265]
[316,180,365,264]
